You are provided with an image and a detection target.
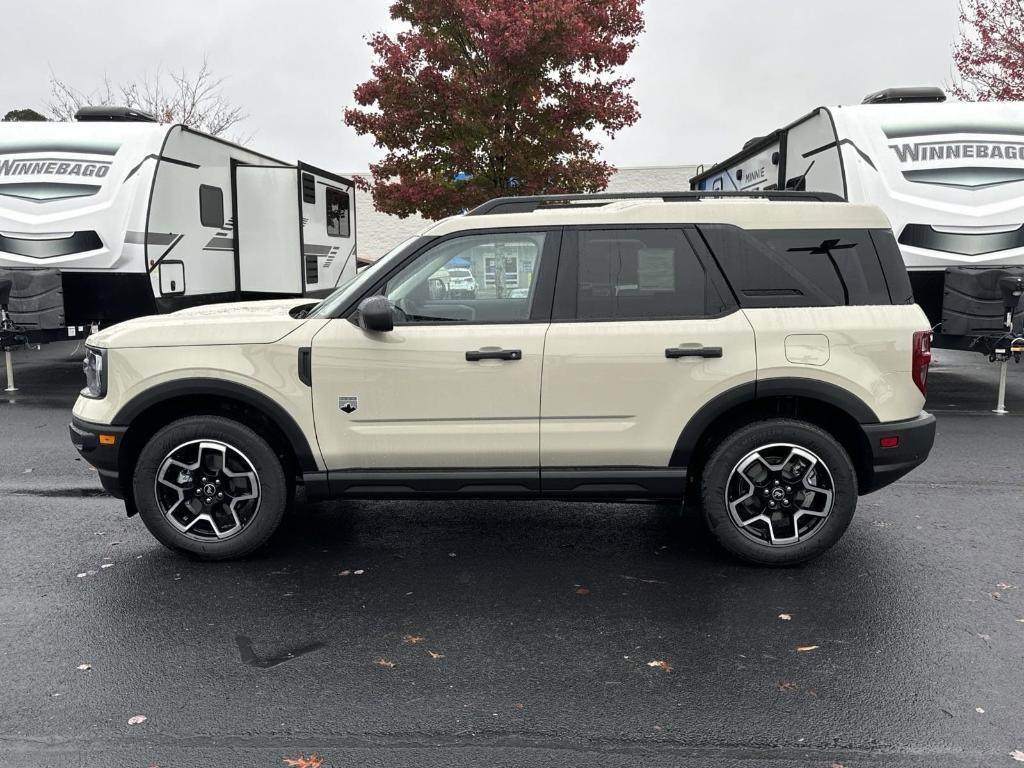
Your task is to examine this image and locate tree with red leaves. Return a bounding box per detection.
[952,0,1024,101]
[345,0,644,219]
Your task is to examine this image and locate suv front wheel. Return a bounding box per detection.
[700,419,857,565]
[132,416,288,559]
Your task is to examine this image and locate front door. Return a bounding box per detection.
[310,229,558,481]
[540,227,756,479]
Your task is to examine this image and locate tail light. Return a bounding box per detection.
[912,331,932,396]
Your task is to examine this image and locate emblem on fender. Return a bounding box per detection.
[338,396,358,414]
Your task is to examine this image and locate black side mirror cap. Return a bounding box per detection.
[357,295,395,333]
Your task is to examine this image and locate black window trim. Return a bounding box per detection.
[198,184,224,229]
[337,226,563,326]
[325,185,351,239]
[550,223,740,324]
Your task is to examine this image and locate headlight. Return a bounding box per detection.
[81,346,108,399]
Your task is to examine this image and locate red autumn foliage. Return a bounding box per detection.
[345,0,644,219]
[952,0,1024,101]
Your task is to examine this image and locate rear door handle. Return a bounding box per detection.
[665,346,723,359]
[466,348,522,362]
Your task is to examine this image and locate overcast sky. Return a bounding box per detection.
[2,0,962,172]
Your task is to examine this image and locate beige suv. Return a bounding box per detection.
[70,192,936,565]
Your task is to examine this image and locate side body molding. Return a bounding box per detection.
[112,378,319,472]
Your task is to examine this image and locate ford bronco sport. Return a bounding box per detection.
[70,191,936,565]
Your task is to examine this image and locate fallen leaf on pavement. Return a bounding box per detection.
[373,658,395,668]
[777,681,798,691]
[282,754,323,768]
[127,715,147,725]
[354,569,365,575]
[337,570,351,576]
[575,587,590,595]
[76,663,92,671]
[796,645,819,652]
[428,651,445,660]
[975,707,985,713]
[831,763,847,768]
[997,582,1017,590]
[647,660,672,672]
[1010,750,1024,762]
[778,613,792,621]
[402,635,425,645]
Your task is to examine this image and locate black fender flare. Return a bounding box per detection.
[112,378,319,472]
[670,378,878,468]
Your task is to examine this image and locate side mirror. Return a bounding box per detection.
[357,295,394,333]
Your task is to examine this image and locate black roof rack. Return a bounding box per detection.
[862,87,946,105]
[467,190,844,216]
[74,106,159,123]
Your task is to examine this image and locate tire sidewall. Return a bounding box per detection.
[701,419,857,566]
[133,416,288,559]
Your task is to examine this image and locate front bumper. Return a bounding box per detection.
[69,417,127,498]
[861,412,937,493]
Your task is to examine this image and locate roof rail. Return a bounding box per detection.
[74,106,159,123]
[467,190,845,216]
[862,87,946,105]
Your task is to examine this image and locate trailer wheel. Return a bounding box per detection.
[132,416,288,559]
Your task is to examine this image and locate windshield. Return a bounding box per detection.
[307,236,423,319]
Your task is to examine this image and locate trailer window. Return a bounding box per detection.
[326,187,350,238]
[199,185,224,228]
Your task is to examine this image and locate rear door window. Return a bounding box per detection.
[574,228,720,320]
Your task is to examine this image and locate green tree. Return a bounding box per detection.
[2,108,48,121]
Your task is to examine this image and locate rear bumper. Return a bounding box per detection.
[861,412,936,493]
[69,418,127,498]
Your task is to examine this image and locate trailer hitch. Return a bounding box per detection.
[1,279,28,392]
[989,276,1024,414]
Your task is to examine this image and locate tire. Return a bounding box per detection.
[700,418,857,566]
[132,415,289,560]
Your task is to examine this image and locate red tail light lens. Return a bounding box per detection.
[912,331,932,396]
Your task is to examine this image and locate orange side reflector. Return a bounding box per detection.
[99,434,117,446]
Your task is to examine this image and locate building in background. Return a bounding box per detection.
[351,165,699,265]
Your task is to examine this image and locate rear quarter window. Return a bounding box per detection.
[698,225,898,308]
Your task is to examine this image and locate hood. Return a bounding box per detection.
[87,298,318,349]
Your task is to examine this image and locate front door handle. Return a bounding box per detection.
[665,346,723,359]
[466,348,522,362]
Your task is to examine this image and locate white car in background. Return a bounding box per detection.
[447,267,477,298]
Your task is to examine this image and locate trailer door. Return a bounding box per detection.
[234,164,302,294]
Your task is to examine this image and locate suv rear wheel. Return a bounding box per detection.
[132,416,288,559]
[700,419,856,565]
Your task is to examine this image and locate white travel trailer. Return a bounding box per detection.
[691,88,1024,355]
[0,108,357,341]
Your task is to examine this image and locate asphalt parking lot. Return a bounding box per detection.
[1,342,1022,768]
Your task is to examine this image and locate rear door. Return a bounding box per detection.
[233,164,302,294]
[539,226,757,492]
